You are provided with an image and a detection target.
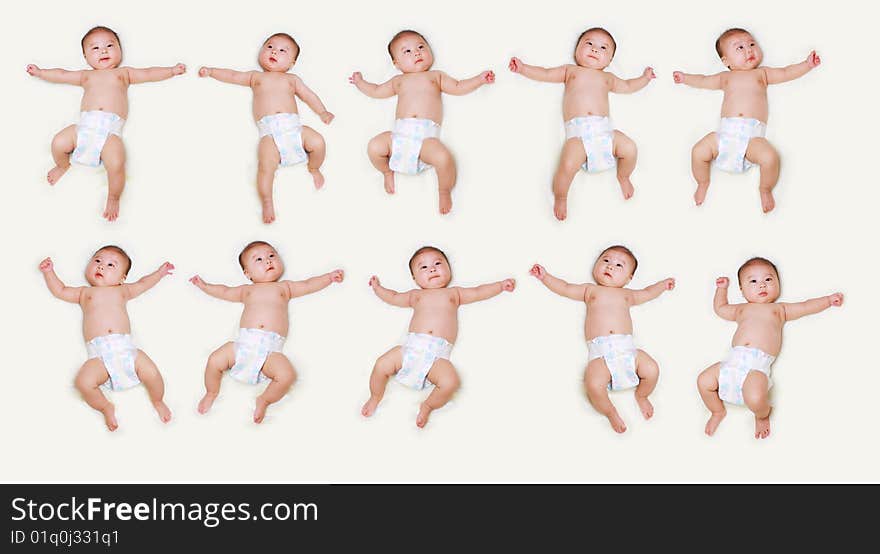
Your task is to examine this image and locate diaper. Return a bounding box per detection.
[389,118,441,175]
[715,117,766,173]
[86,333,140,391]
[395,332,453,390]
[71,110,125,167]
[718,346,775,405]
[228,328,286,385]
[587,334,639,391]
[257,113,308,167]
[564,116,616,173]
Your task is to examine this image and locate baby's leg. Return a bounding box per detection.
[634,349,659,420]
[584,358,626,433]
[257,136,281,223]
[48,125,76,185]
[367,132,395,194]
[99,135,126,222]
[696,362,725,436]
[551,138,587,221]
[134,350,171,423]
[361,346,402,417]
[742,371,771,439]
[301,125,326,189]
[198,342,234,414]
[745,137,780,213]
[613,130,637,200]
[73,359,117,431]
[691,132,718,206]
[253,352,297,424]
[417,359,461,428]
[420,138,457,215]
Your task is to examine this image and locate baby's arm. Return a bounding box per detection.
[611,67,656,93]
[369,276,412,307]
[348,73,397,98]
[198,66,254,86]
[630,278,675,305]
[127,64,186,84]
[38,258,82,303]
[439,70,495,95]
[765,51,821,85]
[529,264,587,301]
[124,262,174,299]
[26,65,83,85]
[713,277,739,321]
[457,279,516,305]
[672,71,723,89]
[293,75,334,123]
[508,58,566,83]
[189,275,245,302]
[286,269,344,298]
[782,292,843,321]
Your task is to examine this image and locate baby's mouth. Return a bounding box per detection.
[603,272,612,278]
[759,291,767,297]
[269,57,277,63]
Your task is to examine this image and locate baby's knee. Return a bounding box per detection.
[277,366,296,387]
[742,386,768,411]
[437,372,461,391]
[585,377,608,397]
[367,134,389,156]
[696,371,714,390]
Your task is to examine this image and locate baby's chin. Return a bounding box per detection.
[419,280,450,289]
[259,62,292,73]
[575,59,609,70]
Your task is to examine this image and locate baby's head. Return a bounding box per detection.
[85,245,131,286]
[715,28,763,70]
[408,246,451,289]
[81,26,122,70]
[591,245,637,288]
[239,241,284,283]
[573,27,616,69]
[737,257,780,303]
[258,32,300,72]
[388,30,434,73]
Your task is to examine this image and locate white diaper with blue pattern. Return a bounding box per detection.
[257,113,308,167]
[715,117,766,173]
[86,333,140,391]
[71,111,125,167]
[718,346,774,405]
[565,116,616,173]
[588,334,639,391]
[228,328,286,385]
[395,332,453,390]
[389,118,441,175]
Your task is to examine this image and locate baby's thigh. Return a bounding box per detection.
[300,125,324,150]
[561,137,587,161]
[53,124,77,148]
[584,357,611,386]
[426,358,459,388]
[257,135,281,165]
[419,138,453,165]
[744,137,777,165]
[741,370,770,401]
[261,352,296,382]
[100,134,125,167]
[612,130,636,156]
[375,346,403,373]
[693,132,719,158]
[134,349,160,377]
[75,358,110,387]
[635,349,659,378]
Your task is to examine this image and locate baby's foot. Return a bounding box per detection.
[253,397,269,424]
[694,183,709,206]
[101,404,118,432]
[103,197,120,222]
[261,198,276,224]
[153,400,172,423]
[553,195,568,221]
[760,190,775,213]
[47,164,69,185]
[617,175,635,200]
[361,396,380,417]
[605,410,627,434]
[754,408,772,439]
[636,395,654,420]
[416,402,433,428]
[383,172,395,194]
[438,191,453,215]
[198,393,218,414]
[309,168,325,190]
[704,409,726,436]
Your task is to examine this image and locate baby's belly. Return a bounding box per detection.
[563,98,610,120]
[731,329,781,356]
[83,319,132,343]
[238,314,289,336]
[394,97,442,123]
[80,96,128,119]
[585,318,633,340]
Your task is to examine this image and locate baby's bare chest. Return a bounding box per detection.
[413,291,457,311]
[83,70,127,91]
[243,286,289,307]
[81,289,126,311]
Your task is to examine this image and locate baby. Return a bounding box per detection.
[673,28,821,212]
[530,245,674,433]
[697,257,843,439]
[361,246,515,427]
[349,30,495,214]
[39,246,174,431]
[190,241,343,423]
[199,33,334,224]
[510,27,655,220]
[27,26,186,221]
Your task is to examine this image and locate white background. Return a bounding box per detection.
[2,0,876,483]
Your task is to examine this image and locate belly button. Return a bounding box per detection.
[259,324,264,329]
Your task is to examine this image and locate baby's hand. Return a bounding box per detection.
[39,257,53,273]
[502,278,516,292]
[716,277,729,288]
[481,70,495,84]
[529,264,546,281]
[643,67,656,79]
[330,269,344,283]
[189,275,205,288]
[663,278,675,290]
[349,72,363,85]
[672,71,684,84]
[369,275,380,288]
[198,66,210,78]
[320,111,335,124]
[158,262,175,277]
[508,57,522,73]
[829,292,844,307]
[26,64,40,76]
[172,63,186,76]
[806,50,821,68]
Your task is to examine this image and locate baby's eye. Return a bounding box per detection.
[750,279,757,283]
[92,46,99,50]
[256,257,262,262]
[737,45,744,50]
[600,45,607,50]
[418,45,424,49]
[108,262,115,267]
[616,263,622,267]
[765,277,773,282]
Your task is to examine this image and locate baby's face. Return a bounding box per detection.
[721,32,763,70]
[739,263,780,303]
[258,36,298,72]
[591,249,634,288]
[242,245,285,283]
[574,31,614,69]
[82,30,122,70]
[85,249,127,286]
[392,34,434,73]
[411,251,451,289]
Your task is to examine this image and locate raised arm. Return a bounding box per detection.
[293,76,334,124]
[127,63,186,84]
[508,57,566,83]
[369,276,412,308]
[611,67,656,94]
[189,275,245,302]
[198,66,254,86]
[782,292,842,321]
[530,264,587,301]
[38,258,82,303]
[287,269,344,298]
[672,70,723,90]
[631,278,675,305]
[124,262,174,300]
[457,279,515,305]
[764,50,820,85]
[439,70,495,95]
[349,72,397,98]
[26,65,83,85]
[713,277,739,321]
